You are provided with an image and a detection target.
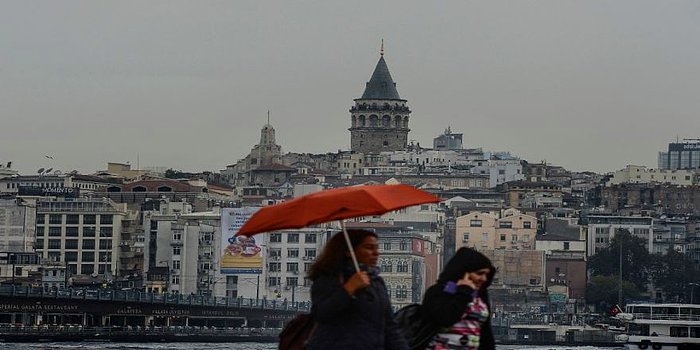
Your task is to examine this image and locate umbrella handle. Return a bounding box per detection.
[340,221,361,272]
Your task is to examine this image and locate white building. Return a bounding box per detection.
[608,165,695,186]
[34,198,125,277]
[0,198,36,252]
[586,215,654,256]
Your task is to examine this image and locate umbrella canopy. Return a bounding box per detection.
[236,184,441,237]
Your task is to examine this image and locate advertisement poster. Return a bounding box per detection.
[220,207,262,274]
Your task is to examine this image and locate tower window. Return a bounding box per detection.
[383,141,389,146]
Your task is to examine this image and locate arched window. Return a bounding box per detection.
[157,186,173,192]
[369,115,379,127]
[395,116,402,128]
[132,186,147,192]
[351,115,357,127]
[403,116,409,128]
[106,186,121,192]
[382,115,391,127]
[359,115,366,127]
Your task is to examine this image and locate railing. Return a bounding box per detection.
[0,285,310,312]
[630,313,700,321]
[0,323,282,337]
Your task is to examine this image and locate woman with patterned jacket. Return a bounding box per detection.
[419,247,496,350]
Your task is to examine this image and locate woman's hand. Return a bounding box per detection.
[343,271,370,296]
[456,271,478,290]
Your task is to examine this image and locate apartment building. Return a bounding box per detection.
[34,198,125,276]
[455,209,537,252]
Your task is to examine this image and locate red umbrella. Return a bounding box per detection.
[236,184,441,270]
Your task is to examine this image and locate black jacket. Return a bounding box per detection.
[306,265,408,350]
[419,283,495,350]
[416,248,496,350]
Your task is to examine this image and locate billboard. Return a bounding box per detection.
[220,207,262,274]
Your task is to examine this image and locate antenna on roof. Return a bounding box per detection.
[267,110,270,124]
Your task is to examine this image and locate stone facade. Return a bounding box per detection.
[349,54,410,154]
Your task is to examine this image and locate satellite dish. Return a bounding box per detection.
[37,168,45,174]
[45,168,53,174]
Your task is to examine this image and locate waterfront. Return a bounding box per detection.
[0,344,621,350]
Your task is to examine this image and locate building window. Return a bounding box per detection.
[171,276,180,285]
[400,241,408,250]
[270,233,282,243]
[66,227,78,237]
[173,247,181,255]
[48,227,61,237]
[482,233,489,241]
[83,215,96,225]
[82,239,95,249]
[172,260,181,270]
[563,242,570,250]
[287,249,299,258]
[65,240,78,249]
[463,233,470,242]
[287,263,298,273]
[499,221,513,229]
[470,220,482,227]
[381,261,393,273]
[49,214,62,225]
[100,215,113,225]
[99,240,112,250]
[287,233,299,243]
[48,240,61,249]
[305,249,316,259]
[268,277,280,286]
[305,234,317,243]
[66,215,79,225]
[500,234,506,242]
[269,262,281,272]
[83,227,96,237]
[397,261,409,273]
[81,252,95,262]
[523,221,532,229]
[384,242,391,250]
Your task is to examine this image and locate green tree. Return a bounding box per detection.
[650,249,700,303]
[164,168,190,179]
[586,275,641,313]
[588,229,651,290]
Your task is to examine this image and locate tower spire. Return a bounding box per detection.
[380,39,384,56]
[267,109,270,125]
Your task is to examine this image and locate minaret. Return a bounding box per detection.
[349,42,411,154]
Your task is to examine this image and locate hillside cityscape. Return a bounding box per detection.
[1,51,699,338]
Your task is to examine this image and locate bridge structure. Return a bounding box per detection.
[0,285,307,329]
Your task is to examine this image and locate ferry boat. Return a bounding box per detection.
[620,303,700,350]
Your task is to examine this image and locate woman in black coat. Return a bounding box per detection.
[418,247,496,350]
[305,229,408,350]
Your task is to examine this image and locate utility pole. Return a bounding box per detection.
[618,238,623,306]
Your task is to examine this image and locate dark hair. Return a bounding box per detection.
[308,229,378,281]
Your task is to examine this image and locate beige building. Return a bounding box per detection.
[608,165,695,186]
[455,209,537,252]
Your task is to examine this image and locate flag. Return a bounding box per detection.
[611,304,622,316]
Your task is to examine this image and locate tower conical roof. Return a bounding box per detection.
[360,56,402,100]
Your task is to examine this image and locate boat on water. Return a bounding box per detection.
[618,303,700,350]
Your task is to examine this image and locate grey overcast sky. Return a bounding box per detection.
[2,1,699,175]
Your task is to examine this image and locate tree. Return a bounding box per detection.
[164,168,191,179]
[586,275,641,313]
[650,249,700,303]
[588,229,652,290]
